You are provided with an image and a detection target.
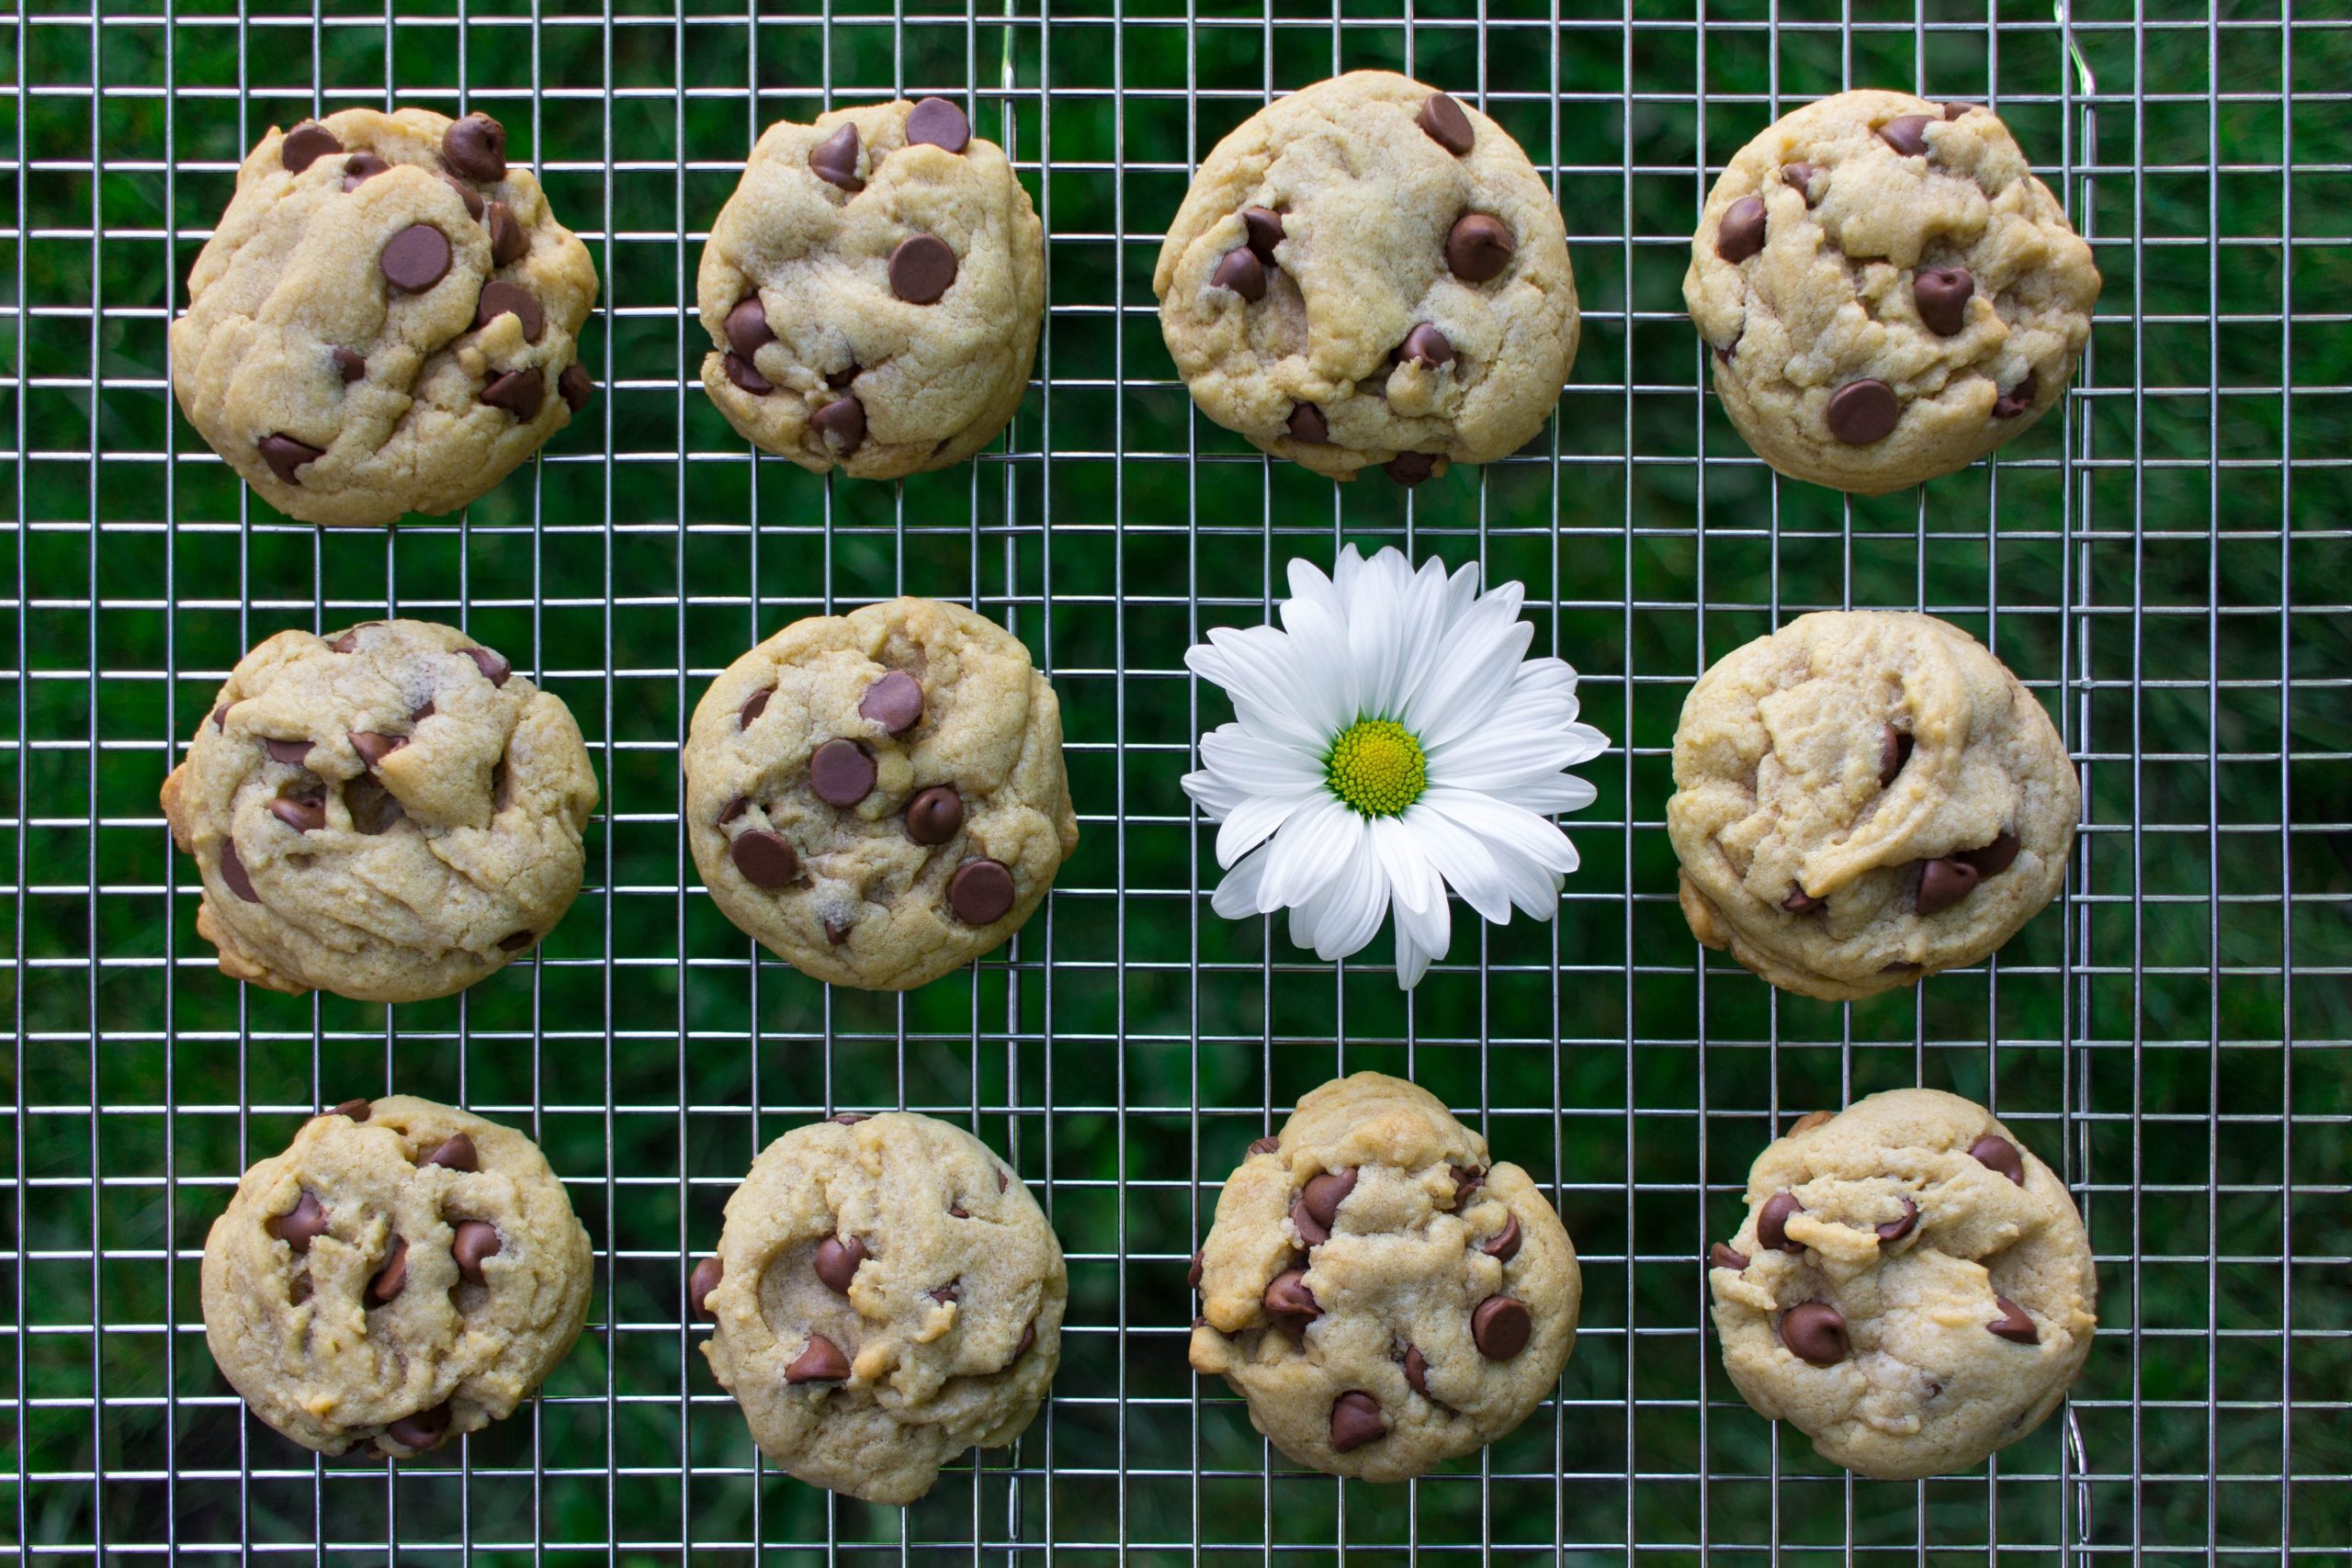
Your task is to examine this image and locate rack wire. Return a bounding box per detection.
[6,0,2346,1561]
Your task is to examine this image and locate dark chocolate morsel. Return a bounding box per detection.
[1781,162,1821,204]
[808,122,864,191]
[368,1236,409,1303]
[811,395,865,456]
[424,1134,479,1172]
[717,796,749,826]
[1417,92,1474,155]
[785,1333,850,1383]
[331,1099,372,1121]
[1877,1196,1920,1244]
[334,347,367,383]
[386,1402,452,1451]
[1716,197,1767,264]
[1913,265,1974,337]
[481,367,545,420]
[1471,1294,1532,1359]
[1301,1168,1357,1230]
[1186,1250,1203,1290]
[1262,1268,1319,1328]
[1290,1196,1329,1247]
[497,930,537,952]
[1399,322,1454,368]
[860,671,924,734]
[1878,724,1914,786]
[1987,1294,2039,1343]
[452,1220,502,1283]
[740,687,772,728]
[827,365,860,389]
[814,1235,868,1293]
[380,223,453,292]
[724,352,774,395]
[1385,452,1438,487]
[1915,855,1981,916]
[998,1170,1009,1193]
[1969,1134,2026,1185]
[1286,403,1329,444]
[1944,101,1978,120]
[1403,1347,1432,1398]
[827,1112,870,1124]
[929,1282,961,1304]
[888,233,957,304]
[461,647,512,686]
[689,1256,722,1319]
[1781,1302,1849,1365]
[1446,213,1516,281]
[1789,1111,1837,1135]
[475,280,545,343]
[1012,1319,1036,1361]
[559,363,593,413]
[905,97,971,153]
[1782,887,1825,913]
[269,795,326,833]
[948,857,1016,925]
[1826,378,1901,445]
[1451,1165,1485,1198]
[258,434,324,486]
[340,152,389,191]
[1481,1211,1522,1263]
[348,731,403,770]
[1241,206,1284,264]
[725,296,775,359]
[729,829,799,889]
[1879,115,1934,157]
[808,738,876,807]
[443,111,508,183]
[1959,829,2021,877]
[266,1190,329,1251]
[1250,1137,1281,1156]
[823,918,852,946]
[1329,1390,1387,1451]
[1709,1243,1749,1271]
[280,121,343,174]
[219,839,261,903]
[210,703,231,729]
[441,173,486,220]
[1211,247,1266,301]
[1993,370,2041,419]
[486,201,527,267]
[904,784,965,846]
[1758,1190,1804,1254]
[264,739,313,765]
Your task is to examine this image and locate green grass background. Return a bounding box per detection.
[6,0,2349,1561]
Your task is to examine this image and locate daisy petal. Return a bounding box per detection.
[1399,801,1512,924]
[1200,727,1327,794]
[1372,818,1453,960]
[1291,839,1389,962]
[1407,595,1538,748]
[1179,762,1250,821]
[1210,845,1271,921]
[1215,788,1317,868]
[1427,726,1610,793]
[1272,596,1357,734]
[1259,795,1361,911]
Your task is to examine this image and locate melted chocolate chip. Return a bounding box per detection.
[219,840,261,903]
[689,1256,723,1319]
[486,201,527,267]
[340,152,389,191]
[1211,246,1266,301]
[1403,1347,1433,1398]
[1959,829,2020,877]
[1301,1168,1357,1231]
[1879,115,1934,157]
[717,796,750,826]
[1416,92,1474,155]
[1781,162,1821,204]
[424,1134,478,1172]
[1993,371,2041,419]
[1945,101,1978,120]
[380,224,452,292]
[263,738,312,765]
[1262,1268,1319,1329]
[1241,206,1284,264]
[386,1402,452,1451]
[808,738,876,807]
[266,1190,329,1251]
[348,731,403,771]
[1011,1319,1036,1362]
[724,352,774,395]
[1290,1196,1329,1247]
[785,1333,849,1383]
[1399,323,1454,368]
[452,1220,501,1283]
[280,121,342,175]
[948,857,1015,925]
[1286,403,1329,444]
[1472,1295,1532,1359]
[1452,1165,1485,1199]
[729,829,799,889]
[1987,1294,2039,1343]
[258,434,323,486]
[1782,887,1825,913]
[330,1099,372,1122]
[1915,856,1981,915]
[368,1236,410,1303]
[1877,1196,1920,1244]
[1716,197,1767,264]
[497,931,537,952]
[1826,378,1900,445]
[1385,452,1438,487]
[1969,1134,2026,1185]
[1758,1190,1804,1254]
[481,367,545,420]
[1481,1211,1522,1263]
[823,918,852,946]
[860,671,924,733]
[443,111,508,183]
[1913,265,1974,337]
[827,365,860,389]
[559,363,594,412]
[1788,1111,1837,1135]
[269,795,326,833]
[814,1235,867,1293]
[1878,724,1914,786]
[740,687,771,728]
[459,647,511,687]
[475,280,545,343]
[1250,1137,1281,1156]
[441,174,485,220]
[905,97,971,153]
[811,395,865,456]
[1329,1390,1387,1451]
[826,1113,870,1125]
[1446,213,1516,281]
[808,122,863,191]
[888,233,957,304]
[334,347,367,383]
[1781,1302,1849,1365]
[725,298,774,362]
[904,785,965,846]
[1709,1243,1749,1271]
[1185,1250,1202,1289]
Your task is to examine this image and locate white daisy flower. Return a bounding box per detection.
[1182,546,1611,989]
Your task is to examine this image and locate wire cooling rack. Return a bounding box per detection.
[9,0,2347,1561]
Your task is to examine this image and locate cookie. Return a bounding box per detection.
[1188,1072,1579,1481]
[697,98,1044,479]
[695,1111,1065,1506]
[172,107,599,526]
[162,618,599,1002]
[684,597,1076,991]
[1153,71,1578,486]
[1707,1089,2096,1479]
[1684,90,2099,494]
[201,1095,593,1458]
[1666,611,2076,1000]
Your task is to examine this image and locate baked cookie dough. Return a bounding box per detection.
[1667,611,2076,1001]
[697,97,1043,479]
[1154,71,1578,486]
[173,107,599,526]
[1188,1072,1578,1481]
[684,597,1076,990]
[201,1095,593,1458]
[1684,90,2099,493]
[694,1111,1066,1506]
[1707,1089,2096,1479]
[162,618,598,1003]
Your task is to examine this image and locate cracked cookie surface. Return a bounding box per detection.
[1667,611,2076,1001]
[201,1095,593,1458]
[684,597,1076,991]
[1154,71,1578,486]
[696,1111,1066,1506]
[1684,90,2099,494]
[1187,1072,1578,1481]
[162,617,598,1002]
[696,98,1043,479]
[173,107,599,525]
[1708,1089,2096,1479]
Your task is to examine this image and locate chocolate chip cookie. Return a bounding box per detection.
[1667,611,2077,1000]
[202,1095,593,1458]
[1684,91,2099,494]
[1708,1089,2096,1479]
[697,98,1044,479]
[694,1111,1066,1506]
[172,107,599,526]
[162,618,599,1002]
[1188,1072,1579,1481]
[683,597,1076,990]
[1154,71,1578,487]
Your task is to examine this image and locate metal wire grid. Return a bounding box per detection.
[5,0,2344,1561]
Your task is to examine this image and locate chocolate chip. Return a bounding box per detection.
[1782,887,1825,913]
[444,111,508,183]
[457,647,510,687]
[386,1402,451,1451]
[210,703,231,729]
[1262,1268,1319,1329]
[717,797,749,826]
[257,434,323,486]
[828,365,860,389]
[559,363,593,412]
[1211,247,1266,301]
[1385,452,1438,487]
[1012,1319,1036,1361]
[1329,1390,1387,1451]
[441,174,485,220]
[266,1190,328,1252]
[808,122,863,191]
[1987,1294,2039,1343]
[1826,378,1900,445]
[1789,1111,1837,1135]
[689,1256,723,1319]
[497,931,536,952]
[1417,92,1474,155]
[451,1220,501,1283]
[1916,856,1981,915]
[786,1333,850,1383]
[905,96,970,153]
[928,1282,961,1304]
[1944,101,1978,120]
[1301,1168,1357,1231]
[729,829,799,888]
[1716,197,1767,264]
[348,731,404,770]
[1782,162,1821,204]
[1451,1166,1486,1201]
[827,1112,870,1125]
[264,739,312,766]
[1241,206,1283,264]
[811,395,865,455]
[1878,724,1914,786]
[1481,1211,1521,1263]
[1249,1137,1280,1156]
[814,1235,867,1293]
[998,1170,1009,1193]
[948,858,1015,925]
[1882,960,1924,975]
[269,795,326,833]
[334,347,367,384]
[486,201,527,267]
[380,223,452,292]
[340,152,389,191]
[1959,829,2020,877]
[888,233,957,304]
[345,777,403,835]
[1877,1196,1920,1244]
[1403,1347,1432,1398]
[1186,1250,1203,1289]
[331,1099,371,1121]
[1399,323,1454,368]
[1879,115,1933,157]
[424,1134,478,1172]
[1286,403,1328,444]
[1709,1243,1749,1271]
[1913,265,1973,337]
[475,280,544,343]
[860,671,924,734]
[1993,370,2040,419]
[809,738,876,807]
[724,352,773,395]
[328,626,373,653]
[280,121,342,174]
[740,688,771,728]
[1969,1134,2025,1185]
[1781,1302,1849,1364]
[1445,212,1516,282]
[904,784,965,846]
[368,1236,409,1303]
[1758,1190,1804,1254]
[1290,1197,1329,1247]
[481,367,545,421]
[823,918,852,946]
[1472,1295,1532,1359]
[219,840,261,903]
[717,300,773,366]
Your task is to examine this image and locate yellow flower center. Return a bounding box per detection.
[1326,719,1427,818]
